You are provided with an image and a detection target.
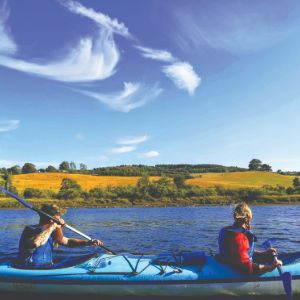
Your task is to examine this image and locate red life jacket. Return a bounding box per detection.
[218,226,257,274]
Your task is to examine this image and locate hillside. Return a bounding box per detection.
[11,173,159,192]
[187,172,294,188]
[10,171,295,192]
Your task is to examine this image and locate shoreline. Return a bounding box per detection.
[1,196,300,209]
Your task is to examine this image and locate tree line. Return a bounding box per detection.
[1,161,256,177]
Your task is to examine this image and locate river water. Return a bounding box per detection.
[0,205,299,260]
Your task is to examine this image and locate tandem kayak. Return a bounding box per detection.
[0,251,300,297]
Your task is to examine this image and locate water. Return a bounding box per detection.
[0,205,299,261]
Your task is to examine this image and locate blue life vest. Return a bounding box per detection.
[218,226,257,261]
[17,225,54,268]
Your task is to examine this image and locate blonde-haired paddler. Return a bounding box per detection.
[218,202,282,274]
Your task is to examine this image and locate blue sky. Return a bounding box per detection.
[1,0,300,171]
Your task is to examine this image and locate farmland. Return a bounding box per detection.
[187,172,294,188]
[11,173,159,193]
[10,171,295,192]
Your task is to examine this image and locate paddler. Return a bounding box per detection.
[218,202,282,274]
[17,204,103,268]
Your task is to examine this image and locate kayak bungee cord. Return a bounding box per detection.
[0,187,116,255]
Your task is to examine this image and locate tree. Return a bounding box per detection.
[260,164,272,172]
[22,163,36,174]
[9,165,21,175]
[137,173,150,188]
[46,165,57,172]
[59,161,70,172]
[80,163,87,171]
[60,178,81,190]
[2,172,11,189]
[57,178,82,200]
[248,159,262,171]
[293,177,300,188]
[70,161,77,170]
[173,174,186,189]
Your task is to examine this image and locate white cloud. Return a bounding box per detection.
[118,135,149,145]
[136,45,201,95]
[135,46,175,62]
[173,4,300,54]
[0,0,129,82]
[0,120,19,132]
[77,82,163,113]
[139,151,160,158]
[111,145,135,154]
[59,0,131,38]
[0,1,17,55]
[0,29,119,82]
[162,62,201,95]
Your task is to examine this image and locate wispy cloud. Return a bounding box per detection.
[136,45,201,95]
[111,145,135,154]
[135,46,175,62]
[0,29,120,82]
[118,135,149,145]
[59,0,131,38]
[0,0,127,82]
[77,82,163,113]
[0,120,19,132]
[139,151,160,158]
[0,1,17,55]
[173,3,300,54]
[162,62,201,95]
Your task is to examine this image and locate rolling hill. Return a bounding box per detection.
[10,171,295,192]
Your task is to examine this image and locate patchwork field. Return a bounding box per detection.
[187,172,295,188]
[8,171,296,192]
[11,173,158,192]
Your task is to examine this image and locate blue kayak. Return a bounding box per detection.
[0,251,299,297]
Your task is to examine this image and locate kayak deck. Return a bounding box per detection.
[0,252,300,297]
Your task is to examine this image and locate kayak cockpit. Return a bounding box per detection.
[6,253,98,270]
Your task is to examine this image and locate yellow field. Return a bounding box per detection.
[10,171,295,192]
[12,173,158,192]
[187,172,294,188]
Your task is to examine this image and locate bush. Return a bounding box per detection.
[24,188,44,198]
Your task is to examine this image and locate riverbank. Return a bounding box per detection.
[1,194,300,209]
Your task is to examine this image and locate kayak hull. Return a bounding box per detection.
[0,280,296,297]
[0,253,299,297]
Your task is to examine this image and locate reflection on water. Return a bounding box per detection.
[0,205,299,260]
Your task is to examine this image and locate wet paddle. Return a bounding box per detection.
[262,239,292,300]
[0,187,116,255]
[277,264,292,300]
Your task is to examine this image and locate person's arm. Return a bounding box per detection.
[26,223,58,249]
[52,223,103,248]
[254,247,277,256]
[253,257,283,274]
[234,233,253,274]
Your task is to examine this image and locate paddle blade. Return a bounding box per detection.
[281,271,292,300]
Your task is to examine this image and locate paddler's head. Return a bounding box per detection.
[39,204,66,225]
[233,202,252,229]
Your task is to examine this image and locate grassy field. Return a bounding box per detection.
[11,173,159,192]
[187,172,295,188]
[9,171,296,192]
